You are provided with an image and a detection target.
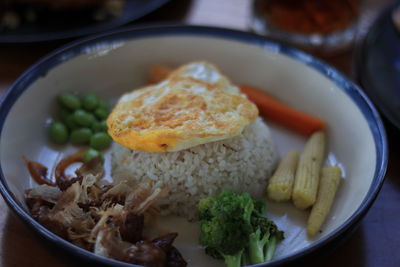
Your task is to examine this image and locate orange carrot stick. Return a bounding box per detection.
[239,84,325,136]
[147,64,173,84]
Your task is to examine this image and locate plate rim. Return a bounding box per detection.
[0,25,388,266]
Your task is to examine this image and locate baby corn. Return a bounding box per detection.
[292,131,325,209]
[307,166,342,237]
[267,150,299,202]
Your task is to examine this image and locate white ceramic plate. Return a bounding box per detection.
[0,26,387,266]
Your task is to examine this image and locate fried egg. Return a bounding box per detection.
[107,61,259,152]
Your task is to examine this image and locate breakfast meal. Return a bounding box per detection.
[23,61,344,266]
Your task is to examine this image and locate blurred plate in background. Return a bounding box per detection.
[0,0,169,43]
[357,4,400,129]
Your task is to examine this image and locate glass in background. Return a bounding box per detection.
[250,0,361,53]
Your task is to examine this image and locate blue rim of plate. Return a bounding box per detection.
[0,0,170,43]
[0,25,388,266]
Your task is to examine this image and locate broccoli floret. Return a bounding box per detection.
[198,190,284,267]
[198,190,253,267]
[252,198,266,216]
[198,196,216,220]
[205,247,243,267]
[248,210,285,264]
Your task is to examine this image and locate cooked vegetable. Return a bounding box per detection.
[90,132,112,150]
[58,92,81,110]
[97,99,110,111]
[49,121,69,144]
[148,64,172,84]
[70,128,92,145]
[94,107,108,120]
[307,166,342,237]
[91,120,108,133]
[239,84,325,136]
[292,131,326,209]
[59,107,72,122]
[50,92,112,149]
[73,109,95,127]
[65,114,79,130]
[82,93,99,111]
[83,148,102,163]
[198,190,283,267]
[267,150,299,202]
[248,215,284,263]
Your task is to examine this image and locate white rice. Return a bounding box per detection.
[111,117,279,220]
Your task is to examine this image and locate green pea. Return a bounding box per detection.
[59,108,71,122]
[88,113,98,126]
[94,108,108,120]
[70,128,92,145]
[73,109,95,127]
[49,121,69,144]
[90,132,112,150]
[83,148,103,163]
[92,120,108,133]
[65,114,79,130]
[82,93,99,111]
[58,92,81,110]
[97,99,110,111]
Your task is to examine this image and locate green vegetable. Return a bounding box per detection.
[83,148,103,163]
[58,92,81,110]
[82,93,99,111]
[92,120,108,133]
[94,107,108,120]
[88,113,98,126]
[49,121,69,144]
[198,190,284,267]
[73,109,95,127]
[97,99,110,111]
[70,128,92,145]
[59,108,71,122]
[65,114,79,130]
[90,132,112,150]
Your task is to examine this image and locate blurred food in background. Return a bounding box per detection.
[258,0,359,35]
[0,0,125,29]
[251,0,361,53]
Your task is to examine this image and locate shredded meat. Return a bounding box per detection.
[152,233,178,253]
[121,241,166,267]
[24,158,54,186]
[24,154,183,267]
[166,247,187,267]
[117,213,144,244]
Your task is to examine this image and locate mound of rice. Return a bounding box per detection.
[111,117,279,220]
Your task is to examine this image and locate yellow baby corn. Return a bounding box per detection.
[267,150,299,202]
[307,166,342,237]
[292,131,325,209]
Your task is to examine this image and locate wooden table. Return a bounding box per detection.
[1,0,399,266]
